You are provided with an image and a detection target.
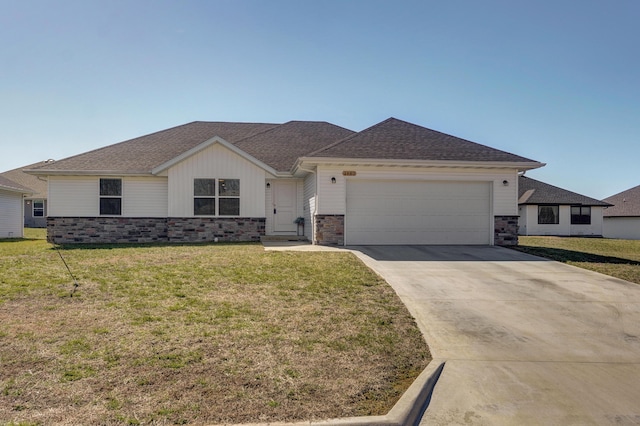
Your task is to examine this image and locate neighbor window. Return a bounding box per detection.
[33,199,44,217]
[571,206,591,225]
[100,178,122,215]
[538,205,559,224]
[194,178,240,216]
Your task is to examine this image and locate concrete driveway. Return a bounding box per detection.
[350,245,640,425]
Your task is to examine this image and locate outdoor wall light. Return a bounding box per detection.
[266,182,271,188]
[503,180,509,186]
[331,177,336,184]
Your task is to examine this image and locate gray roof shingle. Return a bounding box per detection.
[0,175,33,193]
[234,121,355,171]
[27,122,278,174]
[518,176,612,206]
[1,161,51,198]
[26,117,542,176]
[603,185,640,217]
[308,117,540,163]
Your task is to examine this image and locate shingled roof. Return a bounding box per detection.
[1,161,51,198]
[27,122,278,174]
[234,121,354,171]
[603,185,640,217]
[26,117,542,176]
[308,117,540,163]
[0,175,33,194]
[518,176,612,206]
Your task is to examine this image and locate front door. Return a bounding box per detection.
[273,180,297,233]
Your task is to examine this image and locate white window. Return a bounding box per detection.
[33,199,44,217]
[100,178,122,215]
[194,178,240,216]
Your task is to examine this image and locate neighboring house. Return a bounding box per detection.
[0,175,33,238]
[602,185,640,240]
[0,160,52,227]
[518,176,612,237]
[26,117,544,246]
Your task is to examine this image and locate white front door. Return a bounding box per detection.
[273,180,297,233]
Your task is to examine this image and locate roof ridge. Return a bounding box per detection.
[305,117,398,157]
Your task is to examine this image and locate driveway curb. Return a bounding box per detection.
[219,360,445,426]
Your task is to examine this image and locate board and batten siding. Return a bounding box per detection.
[315,166,518,216]
[0,189,24,238]
[47,176,168,217]
[167,143,267,217]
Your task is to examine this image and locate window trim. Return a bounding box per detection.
[32,199,44,217]
[193,178,240,217]
[538,205,559,225]
[571,205,592,225]
[99,178,122,216]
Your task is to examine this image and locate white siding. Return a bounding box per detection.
[48,176,168,217]
[0,189,24,238]
[604,217,640,240]
[167,143,267,217]
[519,205,606,236]
[316,165,517,216]
[123,177,168,217]
[48,176,98,216]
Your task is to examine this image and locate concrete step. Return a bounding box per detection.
[260,235,308,242]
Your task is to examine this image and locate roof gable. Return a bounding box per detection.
[603,185,640,217]
[518,176,611,206]
[151,136,279,176]
[308,117,540,164]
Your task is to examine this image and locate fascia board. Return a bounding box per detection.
[0,185,33,195]
[297,157,546,171]
[151,136,280,176]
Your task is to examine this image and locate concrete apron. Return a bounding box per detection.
[350,245,640,426]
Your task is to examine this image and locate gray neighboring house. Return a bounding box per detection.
[603,185,640,240]
[0,161,52,228]
[26,118,544,246]
[0,175,33,238]
[518,176,612,237]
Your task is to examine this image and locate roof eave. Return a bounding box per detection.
[296,157,545,170]
[0,185,33,194]
[24,169,153,177]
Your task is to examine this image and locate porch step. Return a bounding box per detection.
[260,235,309,242]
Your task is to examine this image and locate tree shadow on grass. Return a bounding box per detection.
[513,246,640,266]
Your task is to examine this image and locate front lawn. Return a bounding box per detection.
[515,236,640,284]
[0,230,430,425]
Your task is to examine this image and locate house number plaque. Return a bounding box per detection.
[342,171,357,176]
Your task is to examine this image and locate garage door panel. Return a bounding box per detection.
[346,180,491,245]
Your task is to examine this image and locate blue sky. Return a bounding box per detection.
[1,0,638,199]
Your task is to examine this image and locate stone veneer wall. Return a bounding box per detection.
[167,218,265,243]
[47,217,265,244]
[314,214,344,246]
[494,215,519,246]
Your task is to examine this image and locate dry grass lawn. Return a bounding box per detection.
[0,229,430,425]
[515,236,640,285]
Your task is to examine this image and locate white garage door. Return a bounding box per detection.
[346,180,491,245]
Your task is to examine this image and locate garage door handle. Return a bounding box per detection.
[274,208,276,214]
